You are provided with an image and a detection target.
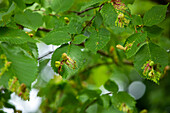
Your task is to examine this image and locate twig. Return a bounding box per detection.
[38,27,52,32]
[82,16,96,32]
[36,47,133,67]
[97,50,112,58]
[82,3,105,32]
[37,51,54,60]
[123,60,133,66]
[37,3,105,32]
[33,9,45,12]
[83,92,113,112]
[84,99,97,111]
[70,6,100,15]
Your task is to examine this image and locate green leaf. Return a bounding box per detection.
[19,42,39,59]
[80,89,102,98]
[132,15,143,26]
[143,5,168,26]
[86,103,98,113]
[104,79,118,93]
[0,67,13,88]
[101,3,117,27]
[85,28,110,53]
[33,59,50,89]
[80,0,109,11]
[53,16,84,34]
[100,94,110,108]
[93,12,103,29]
[124,32,147,58]
[38,59,50,73]
[0,3,16,26]
[144,25,163,38]
[51,45,83,78]
[99,106,124,113]
[134,42,168,84]
[50,0,74,13]
[14,9,43,30]
[41,30,71,46]
[0,46,11,86]
[0,51,3,69]
[67,18,83,34]
[43,15,59,29]
[80,99,96,113]
[0,27,36,44]
[0,43,38,88]
[13,0,26,9]
[27,42,39,59]
[72,34,88,44]
[111,92,136,109]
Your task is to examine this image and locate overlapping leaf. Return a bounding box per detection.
[124,32,147,58]
[134,42,168,83]
[144,25,163,38]
[43,15,59,29]
[14,9,43,30]
[80,0,109,11]
[100,94,110,108]
[0,3,16,26]
[100,3,117,27]
[0,43,38,88]
[132,15,143,26]
[93,12,103,29]
[104,79,118,93]
[73,34,88,44]
[50,0,74,13]
[143,5,168,26]
[13,0,26,9]
[111,92,136,110]
[41,30,71,46]
[85,28,110,53]
[0,27,36,44]
[51,45,84,78]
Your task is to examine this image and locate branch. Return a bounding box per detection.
[33,9,45,12]
[37,4,105,32]
[70,6,100,15]
[97,50,112,58]
[84,99,97,111]
[37,51,54,60]
[82,15,96,32]
[38,27,52,32]
[123,60,133,66]
[83,92,112,112]
[82,3,105,32]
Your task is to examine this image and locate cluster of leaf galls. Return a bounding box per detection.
[142,60,161,83]
[55,53,77,74]
[112,0,131,28]
[0,54,11,77]
[8,76,29,100]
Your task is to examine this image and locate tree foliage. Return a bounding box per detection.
[0,0,169,113]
